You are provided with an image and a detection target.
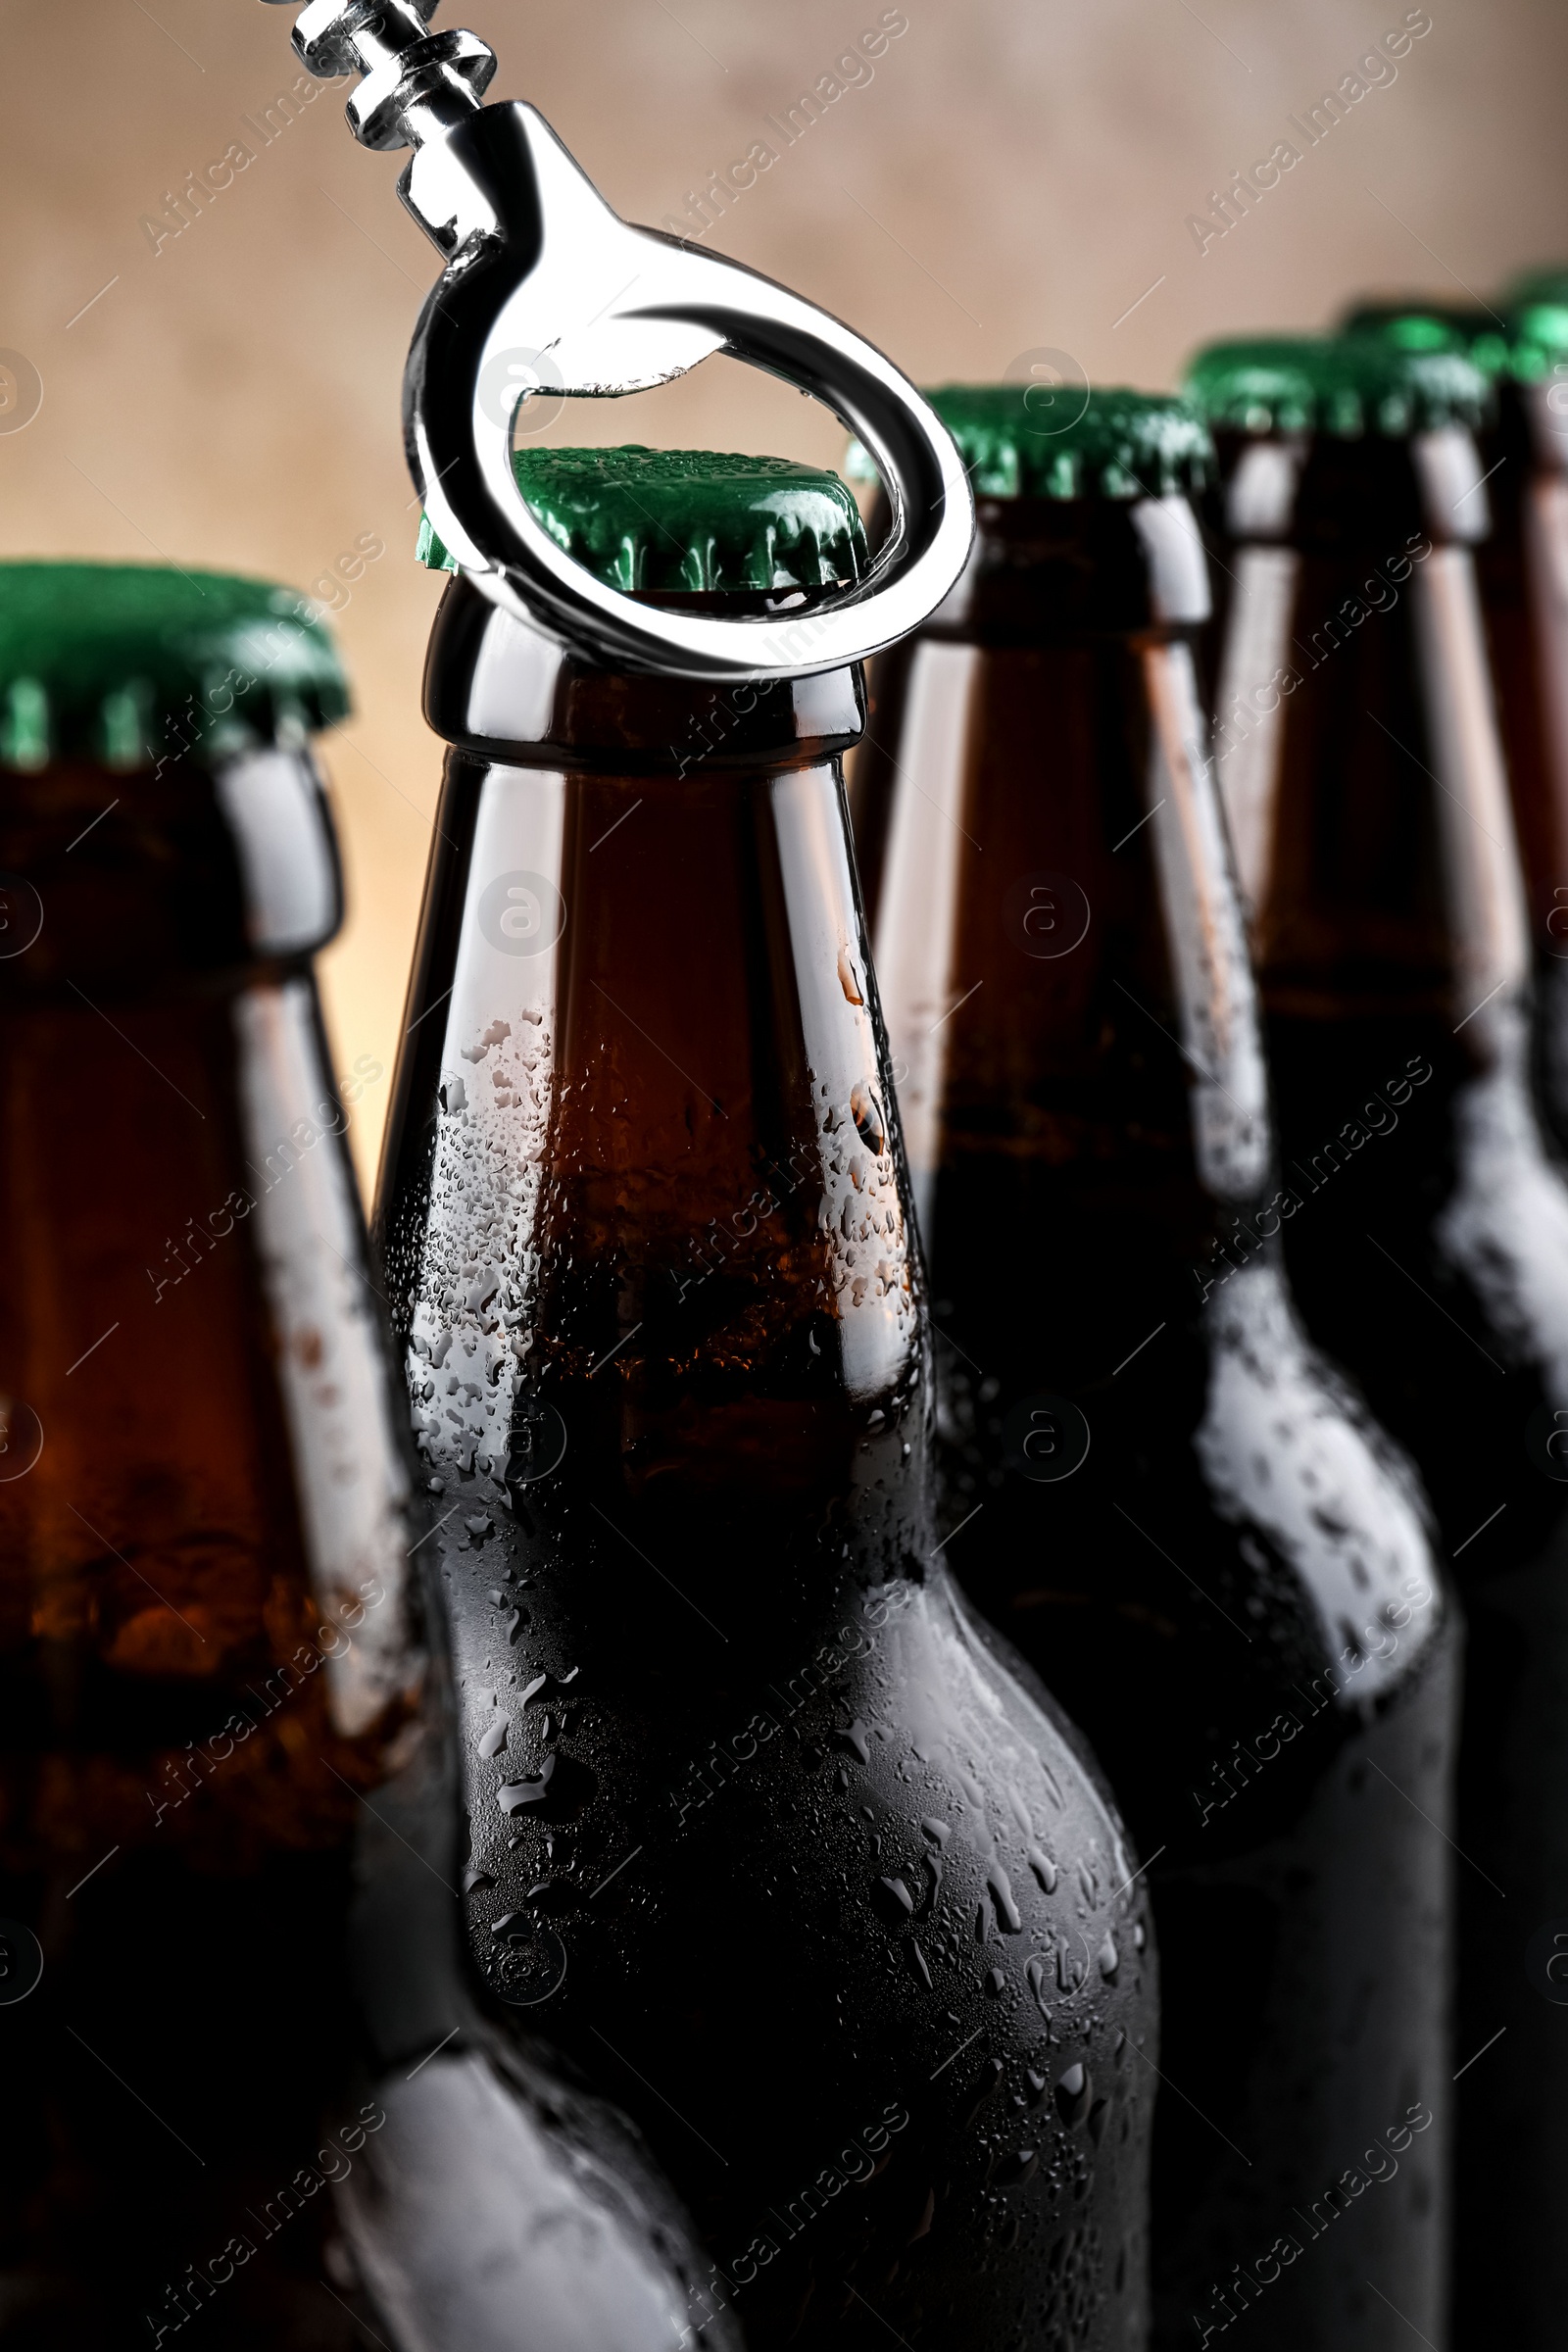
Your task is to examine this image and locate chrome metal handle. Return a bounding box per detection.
[263,1,973,679]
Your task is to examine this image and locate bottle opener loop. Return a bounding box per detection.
[265,0,975,679]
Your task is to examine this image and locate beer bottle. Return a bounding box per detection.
[1187,333,1568,2348]
[848,384,1458,2350]
[0,562,735,2350]
[1341,292,1568,1152]
[375,446,1158,2350]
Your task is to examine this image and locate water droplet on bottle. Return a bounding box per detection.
[499,1756,556,1812]
[920,1817,952,1847]
[835,1719,871,1765]
[525,1879,575,1915]
[1098,1931,1119,1981]
[983,1965,1006,1997]
[1026,1844,1057,1893]
[961,2057,1004,2127]
[1025,1956,1052,2023]
[1054,2063,1091,2125]
[987,1861,1022,1935]
[873,1875,914,1922]
[850,1082,886,1153]
[478,1717,508,1760]
[906,1938,933,1990]
[996,2147,1038,2184]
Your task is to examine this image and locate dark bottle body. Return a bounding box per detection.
[375,579,1158,2351]
[0,741,733,2351]
[854,491,1457,2349]
[1208,419,1568,2348]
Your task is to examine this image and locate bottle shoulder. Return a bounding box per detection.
[451,1529,1153,1996]
[439,1521,1155,2335]
[934,1257,1450,1695]
[1196,1257,1451,1698]
[1433,1054,1568,1398]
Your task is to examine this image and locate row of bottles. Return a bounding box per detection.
[4,263,1568,2352]
[1189,294,1568,2349]
[846,277,1568,2346]
[852,381,1455,2349]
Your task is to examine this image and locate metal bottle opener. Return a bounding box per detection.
[262,0,974,679]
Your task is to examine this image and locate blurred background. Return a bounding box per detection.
[1,0,1562,1195]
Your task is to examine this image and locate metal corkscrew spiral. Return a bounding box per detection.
[275,0,495,151]
[262,0,974,680]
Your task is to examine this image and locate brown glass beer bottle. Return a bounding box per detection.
[1188,333,1568,2349]
[850,385,1458,2351]
[1343,291,1568,1154]
[375,447,1158,2350]
[0,562,736,2351]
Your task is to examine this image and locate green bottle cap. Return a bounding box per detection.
[1340,299,1515,381]
[0,563,349,774]
[1502,265,1568,314]
[1183,335,1494,438]
[416,446,866,593]
[844,384,1213,501]
[1509,301,1568,383]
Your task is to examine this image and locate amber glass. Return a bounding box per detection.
[375,578,1158,2352]
[0,746,408,2345]
[853,490,1457,2351]
[0,746,732,2351]
[1209,419,1568,2348]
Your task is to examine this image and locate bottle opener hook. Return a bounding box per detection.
[263,0,974,679]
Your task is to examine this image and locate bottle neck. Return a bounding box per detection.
[1211,432,1534,1081]
[422,574,864,770]
[381,628,924,1631]
[856,498,1273,1343]
[0,748,342,1003]
[1466,380,1568,971]
[0,758,420,1882]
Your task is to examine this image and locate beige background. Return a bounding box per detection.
[3,0,1564,1196]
